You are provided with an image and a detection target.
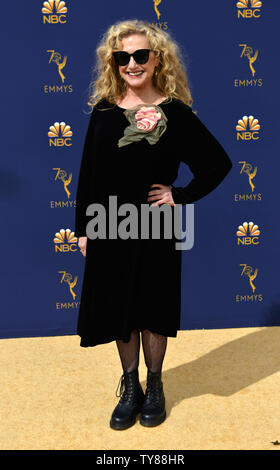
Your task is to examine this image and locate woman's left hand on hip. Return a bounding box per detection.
[147,183,175,207]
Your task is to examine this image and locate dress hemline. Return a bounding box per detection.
[78,326,179,348]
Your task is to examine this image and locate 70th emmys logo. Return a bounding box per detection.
[235,263,262,302]
[153,0,162,19]
[152,0,168,30]
[234,44,262,87]
[44,50,73,93]
[48,122,73,147]
[47,50,67,83]
[53,168,72,198]
[240,264,258,293]
[236,0,262,18]
[42,0,67,23]
[239,44,259,77]
[50,168,75,209]
[234,161,261,203]
[239,161,258,193]
[58,271,77,300]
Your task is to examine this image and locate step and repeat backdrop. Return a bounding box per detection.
[1,1,279,339]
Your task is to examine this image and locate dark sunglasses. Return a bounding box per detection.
[112,48,154,66]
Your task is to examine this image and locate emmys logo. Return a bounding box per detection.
[239,161,258,193]
[235,263,262,302]
[50,167,76,209]
[44,50,73,93]
[240,264,258,293]
[42,0,67,23]
[236,221,260,246]
[47,50,67,83]
[239,44,259,77]
[53,229,78,253]
[236,115,260,141]
[152,0,168,30]
[234,44,262,88]
[153,0,162,19]
[234,161,262,202]
[53,168,72,198]
[236,0,262,18]
[58,270,78,301]
[48,122,73,147]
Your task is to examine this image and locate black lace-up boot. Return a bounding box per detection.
[110,368,145,430]
[140,369,166,427]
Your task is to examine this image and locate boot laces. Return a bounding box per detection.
[115,373,139,403]
[145,375,163,404]
[115,374,125,398]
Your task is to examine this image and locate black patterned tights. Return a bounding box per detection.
[116,329,167,373]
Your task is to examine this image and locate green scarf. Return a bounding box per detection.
[117,103,168,148]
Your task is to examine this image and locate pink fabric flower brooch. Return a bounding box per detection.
[117,104,168,148]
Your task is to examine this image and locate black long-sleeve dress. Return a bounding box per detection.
[74,97,232,347]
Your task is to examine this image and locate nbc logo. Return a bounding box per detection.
[48,122,73,147]
[236,115,260,140]
[236,0,262,18]
[42,0,67,23]
[53,229,77,253]
[236,221,260,245]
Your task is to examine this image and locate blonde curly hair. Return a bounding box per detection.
[86,19,194,113]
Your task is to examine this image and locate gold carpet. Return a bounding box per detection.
[1,327,280,450]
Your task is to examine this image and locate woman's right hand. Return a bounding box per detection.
[78,236,87,257]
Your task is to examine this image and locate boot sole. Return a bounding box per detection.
[110,411,141,430]
[140,410,166,427]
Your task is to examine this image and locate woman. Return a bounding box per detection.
[74,19,232,431]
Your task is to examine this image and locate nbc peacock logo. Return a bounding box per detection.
[236,221,260,246]
[42,0,68,24]
[236,115,260,141]
[53,229,78,253]
[236,0,262,18]
[48,122,73,147]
